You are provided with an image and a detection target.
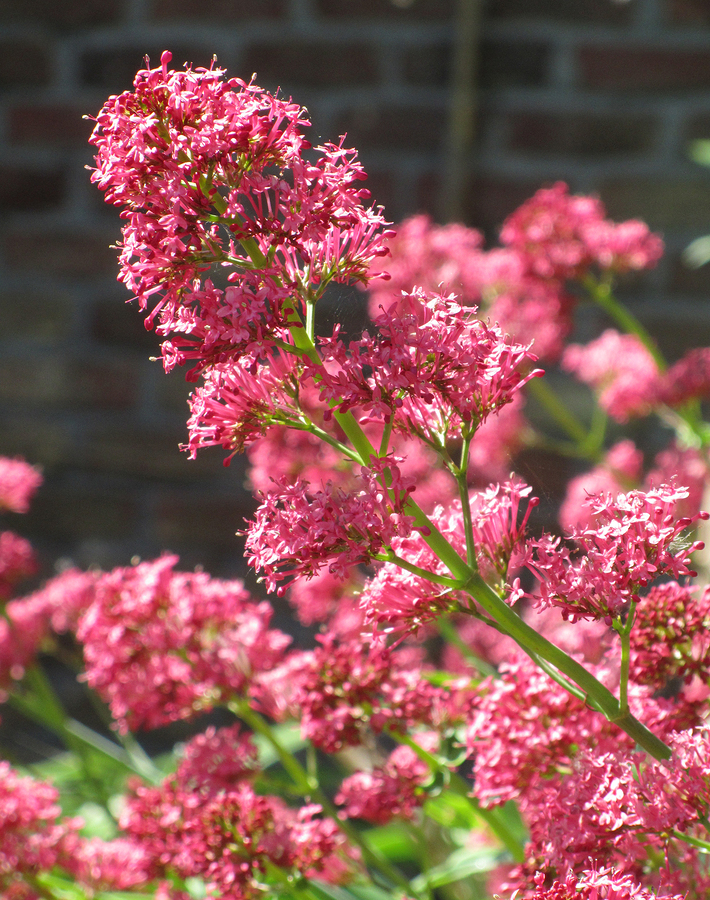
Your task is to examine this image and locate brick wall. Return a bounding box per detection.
[1,0,710,577]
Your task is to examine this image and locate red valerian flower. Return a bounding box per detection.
[335,732,437,824]
[361,480,536,632]
[90,52,390,377]
[0,457,42,514]
[0,762,81,891]
[508,868,684,900]
[307,290,541,439]
[0,531,36,600]
[500,182,663,281]
[122,771,356,898]
[77,554,290,732]
[244,455,416,593]
[524,484,707,622]
[562,329,662,423]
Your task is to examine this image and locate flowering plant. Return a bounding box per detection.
[3,51,710,900]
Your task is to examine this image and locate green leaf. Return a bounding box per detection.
[36,872,89,900]
[335,883,396,900]
[308,881,364,900]
[411,846,502,891]
[689,139,710,167]
[424,790,480,830]
[365,822,419,862]
[77,801,117,840]
[494,800,528,847]
[98,894,156,900]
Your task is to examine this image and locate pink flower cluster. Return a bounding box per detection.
[367,184,663,365]
[0,458,42,514]
[0,568,95,690]
[308,290,541,436]
[122,725,356,899]
[500,182,663,280]
[562,330,661,423]
[361,480,536,632]
[335,732,437,824]
[90,52,390,378]
[524,484,707,622]
[244,456,417,593]
[77,554,290,732]
[0,762,149,896]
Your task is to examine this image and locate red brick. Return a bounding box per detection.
[404,40,550,89]
[4,231,119,279]
[0,167,65,211]
[404,40,550,88]
[601,178,710,231]
[362,171,396,216]
[0,0,124,27]
[151,0,286,19]
[334,105,446,151]
[579,47,710,92]
[81,46,215,92]
[515,448,575,504]
[9,105,93,148]
[508,112,656,157]
[316,0,454,18]
[243,43,378,88]
[0,291,74,346]
[488,0,631,23]
[418,175,540,237]
[466,177,544,236]
[668,0,710,25]
[0,40,51,87]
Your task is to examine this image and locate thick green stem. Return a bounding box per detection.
[455,435,477,569]
[616,603,636,715]
[671,830,710,853]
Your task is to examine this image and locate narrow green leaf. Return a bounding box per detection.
[411,846,502,891]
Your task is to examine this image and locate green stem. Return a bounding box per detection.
[381,551,459,589]
[671,830,710,853]
[527,378,590,446]
[455,435,477,569]
[402,518,671,760]
[616,603,636,715]
[232,701,423,898]
[456,573,670,760]
[584,275,666,372]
